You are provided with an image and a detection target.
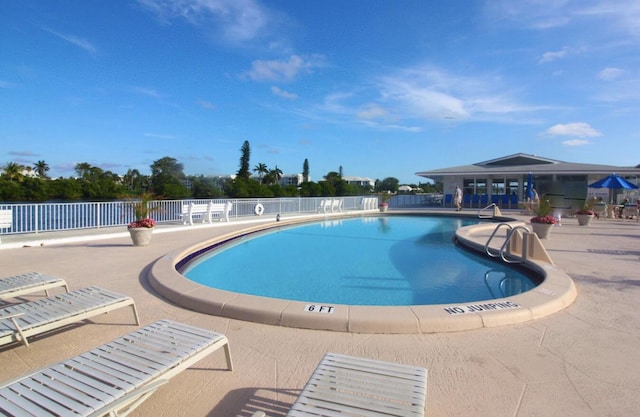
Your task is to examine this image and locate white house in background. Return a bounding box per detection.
[342,176,375,189]
[279,173,305,186]
[415,153,640,209]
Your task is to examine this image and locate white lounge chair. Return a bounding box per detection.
[284,352,427,417]
[0,320,233,416]
[330,199,343,213]
[0,272,69,301]
[0,286,139,347]
[317,199,329,213]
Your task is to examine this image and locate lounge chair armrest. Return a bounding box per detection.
[0,312,25,320]
[0,312,28,346]
[87,379,169,417]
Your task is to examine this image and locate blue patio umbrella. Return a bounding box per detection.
[588,173,638,190]
[525,173,534,199]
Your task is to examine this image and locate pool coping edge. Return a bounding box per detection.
[147,213,577,334]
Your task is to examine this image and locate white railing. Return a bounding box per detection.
[0,196,377,236]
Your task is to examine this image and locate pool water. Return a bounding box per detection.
[182,216,539,306]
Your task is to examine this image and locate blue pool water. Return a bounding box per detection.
[182,216,539,306]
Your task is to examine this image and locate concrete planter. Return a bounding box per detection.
[530,222,554,239]
[379,203,389,212]
[128,227,153,246]
[576,214,594,226]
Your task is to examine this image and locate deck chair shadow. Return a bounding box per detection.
[0,272,69,302]
[0,286,139,347]
[0,320,233,416]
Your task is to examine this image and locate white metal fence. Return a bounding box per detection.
[0,196,381,235]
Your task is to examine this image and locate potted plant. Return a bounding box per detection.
[575,203,595,226]
[378,192,392,212]
[127,193,157,246]
[530,198,557,239]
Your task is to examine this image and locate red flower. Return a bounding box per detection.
[128,218,156,228]
[530,215,558,225]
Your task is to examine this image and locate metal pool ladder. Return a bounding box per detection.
[484,222,554,265]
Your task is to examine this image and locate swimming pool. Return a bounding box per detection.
[181,216,539,306]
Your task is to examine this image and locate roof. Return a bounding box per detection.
[415,153,640,179]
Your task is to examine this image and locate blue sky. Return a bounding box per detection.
[2,1,639,184]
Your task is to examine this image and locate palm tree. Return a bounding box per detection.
[74,162,92,179]
[2,162,24,181]
[123,169,142,191]
[265,165,283,185]
[253,163,268,183]
[34,160,50,179]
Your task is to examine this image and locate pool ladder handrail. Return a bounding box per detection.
[477,203,498,219]
[484,223,512,257]
[485,223,532,264]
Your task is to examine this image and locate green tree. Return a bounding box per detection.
[0,177,22,200]
[253,163,268,183]
[377,177,399,193]
[49,178,83,200]
[74,162,92,179]
[302,158,309,182]
[237,140,251,180]
[190,175,225,198]
[34,160,50,179]
[21,177,50,201]
[122,169,147,192]
[299,181,321,197]
[150,157,189,199]
[321,171,351,196]
[2,162,24,181]
[264,165,283,185]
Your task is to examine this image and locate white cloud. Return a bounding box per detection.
[42,28,97,54]
[563,139,590,146]
[197,99,217,110]
[485,0,572,30]
[245,54,326,82]
[576,1,640,36]
[144,133,177,139]
[357,103,388,120]
[539,47,569,63]
[597,67,625,80]
[271,86,298,100]
[0,80,18,88]
[544,122,602,137]
[130,86,162,99]
[138,0,273,44]
[488,0,640,37]
[376,66,549,123]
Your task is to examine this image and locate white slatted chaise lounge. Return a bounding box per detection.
[0,320,233,417]
[0,272,69,302]
[0,287,139,347]
[285,352,427,417]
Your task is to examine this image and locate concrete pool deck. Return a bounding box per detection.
[0,210,638,416]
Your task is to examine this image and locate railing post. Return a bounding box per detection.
[34,204,39,234]
[97,202,101,229]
